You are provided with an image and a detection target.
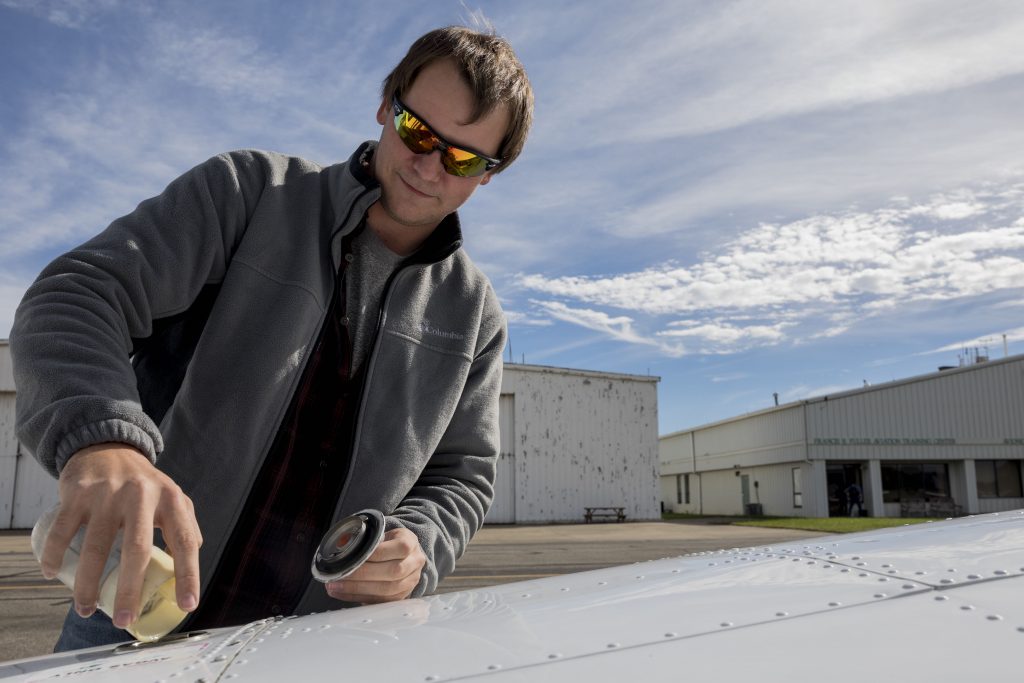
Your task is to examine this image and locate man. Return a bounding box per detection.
[11,25,533,650]
[845,482,864,517]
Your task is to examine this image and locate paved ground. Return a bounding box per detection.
[0,520,822,663]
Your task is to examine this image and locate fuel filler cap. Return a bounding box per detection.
[311,509,386,583]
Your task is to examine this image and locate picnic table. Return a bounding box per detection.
[584,506,626,523]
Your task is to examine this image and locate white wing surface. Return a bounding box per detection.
[2,510,1021,682]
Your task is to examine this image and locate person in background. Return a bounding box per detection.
[846,482,864,517]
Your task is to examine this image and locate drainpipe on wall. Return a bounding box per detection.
[801,400,816,517]
[691,430,702,515]
[7,443,20,529]
[801,401,812,464]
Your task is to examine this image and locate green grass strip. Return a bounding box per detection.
[735,517,940,533]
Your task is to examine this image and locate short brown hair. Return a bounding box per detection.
[381,26,534,173]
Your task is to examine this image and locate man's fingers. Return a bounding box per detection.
[111,505,156,628]
[365,528,424,562]
[345,554,422,584]
[162,521,202,612]
[72,520,118,618]
[39,507,81,580]
[325,575,419,604]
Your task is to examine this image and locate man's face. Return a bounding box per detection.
[372,58,509,233]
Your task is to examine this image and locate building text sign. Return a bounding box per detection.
[814,437,1024,446]
[813,437,956,446]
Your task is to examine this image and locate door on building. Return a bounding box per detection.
[827,464,863,517]
[485,395,516,524]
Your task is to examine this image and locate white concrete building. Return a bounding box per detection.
[660,354,1024,518]
[1,341,661,528]
[491,364,661,524]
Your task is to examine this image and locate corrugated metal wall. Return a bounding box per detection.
[806,359,1024,461]
[499,364,661,523]
[979,498,1024,513]
[694,406,806,470]
[660,430,694,475]
[484,394,517,524]
[693,471,736,515]
[0,341,13,393]
[0,392,18,526]
[1,342,60,529]
[661,406,807,476]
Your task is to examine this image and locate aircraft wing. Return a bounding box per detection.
[2,510,1021,681]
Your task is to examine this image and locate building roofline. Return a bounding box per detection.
[503,362,660,383]
[661,352,1024,438]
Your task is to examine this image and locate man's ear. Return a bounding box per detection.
[376,99,389,126]
[479,172,495,186]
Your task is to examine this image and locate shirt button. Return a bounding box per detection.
[271,604,281,614]
[340,316,350,326]
[296,532,306,543]
[344,253,354,263]
[319,460,327,468]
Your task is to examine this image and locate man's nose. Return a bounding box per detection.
[412,148,444,181]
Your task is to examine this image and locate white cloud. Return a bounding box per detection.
[1,0,120,29]
[532,300,685,358]
[910,201,986,220]
[781,382,864,403]
[711,373,749,383]
[503,310,552,327]
[924,327,1024,355]
[659,319,789,354]
[520,182,1024,356]
[147,23,292,98]
[531,1,1024,148]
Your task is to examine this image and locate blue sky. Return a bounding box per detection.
[2,1,1023,435]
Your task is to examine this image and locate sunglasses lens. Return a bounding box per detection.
[395,111,438,154]
[442,148,490,178]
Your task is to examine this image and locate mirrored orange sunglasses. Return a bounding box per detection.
[392,97,502,177]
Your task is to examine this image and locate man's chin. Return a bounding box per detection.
[380,196,442,231]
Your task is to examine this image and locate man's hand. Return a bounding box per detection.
[324,528,426,604]
[42,443,202,629]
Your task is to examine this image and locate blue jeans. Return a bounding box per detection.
[53,607,133,653]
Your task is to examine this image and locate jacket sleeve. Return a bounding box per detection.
[11,151,264,476]
[387,294,507,596]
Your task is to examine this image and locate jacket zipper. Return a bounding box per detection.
[183,172,373,630]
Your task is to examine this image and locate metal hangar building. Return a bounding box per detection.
[660,354,1024,518]
[489,363,661,524]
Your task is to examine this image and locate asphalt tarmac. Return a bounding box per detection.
[0,520,821,664]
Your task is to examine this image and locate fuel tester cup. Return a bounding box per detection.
[311,509,386,583]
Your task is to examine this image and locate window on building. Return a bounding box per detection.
[684,473,691,505]
[881,463,951,502]
[792,467,803,508]
[676,475,682,504]
[977,460,1024,498]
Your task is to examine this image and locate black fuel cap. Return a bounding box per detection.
[311,509,386,583]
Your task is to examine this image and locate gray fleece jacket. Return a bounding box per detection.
[10,143,506,614]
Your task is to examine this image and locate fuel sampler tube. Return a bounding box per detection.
[31,505,187,642]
